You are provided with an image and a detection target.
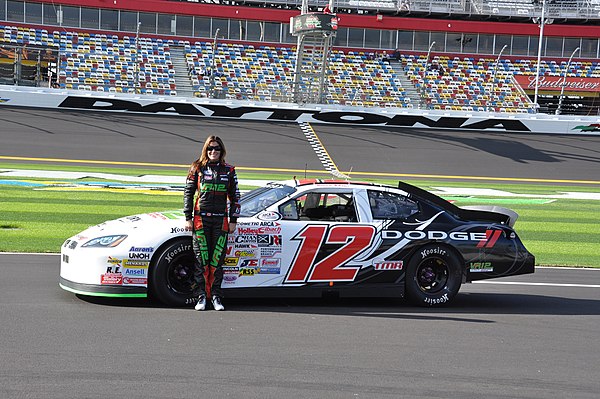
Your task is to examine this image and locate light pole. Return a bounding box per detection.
[556,47,580,115]
[134,21,141,94]
[210,28,220,99]
[489,44,508,112]
[533,0,547,112]
[425,41,436,71]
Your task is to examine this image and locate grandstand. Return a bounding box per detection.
[1,0,600,115]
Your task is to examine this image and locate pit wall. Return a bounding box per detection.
[1,85,599,135]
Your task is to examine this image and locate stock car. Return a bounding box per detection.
[59,179,535,307]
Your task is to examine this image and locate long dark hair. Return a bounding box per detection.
[192,135,227,170]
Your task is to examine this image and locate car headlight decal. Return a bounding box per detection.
[81,235,128,248]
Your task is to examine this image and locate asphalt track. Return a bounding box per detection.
[1,254,599,399]
[2,107,600,182]
[1,107,600,398]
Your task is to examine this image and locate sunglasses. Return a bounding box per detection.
[207,146,222,152]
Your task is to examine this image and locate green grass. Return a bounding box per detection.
[1,162,599,267]
[0,186,182,253]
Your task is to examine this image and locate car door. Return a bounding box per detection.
[265,187,381,287]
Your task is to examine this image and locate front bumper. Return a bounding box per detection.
[59,277,147,297]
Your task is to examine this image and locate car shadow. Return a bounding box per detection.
[76,292,600,319]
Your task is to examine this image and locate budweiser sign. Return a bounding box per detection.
[515,75,600,92]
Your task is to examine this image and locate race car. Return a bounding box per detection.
[59,179,535,307]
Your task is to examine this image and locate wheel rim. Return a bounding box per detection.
[415,257,449,294]
[166,252,196,295]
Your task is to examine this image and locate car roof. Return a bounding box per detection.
[292,178,391,189]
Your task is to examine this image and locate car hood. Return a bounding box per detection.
[73,210,190,241]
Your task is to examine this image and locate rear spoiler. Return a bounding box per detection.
[397,181,513,226]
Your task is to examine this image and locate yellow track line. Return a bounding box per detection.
[2,155,600,185]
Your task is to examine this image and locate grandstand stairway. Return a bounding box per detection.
[389,59,423,109]
[169,47,194,96]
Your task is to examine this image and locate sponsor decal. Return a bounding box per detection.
[469,262,493,272]
[373,261,403,270]
[260,247,281,257]
[122,265,148,278]
[234,250,256,258]
[122,259,149,267]
[148,212,168,220]
[160,210,185,220]
[232,243,258,249]
[424,293,449,305]
[201,182,226,192]
[260,258,281,267]
[237,226,282,235]
[235,235,257,244]
[515,74,600,92]
[0,98,9,103]
[106,257,122,273]
[164,244,192,262]
[420,247,447,259]
[239,259,259,268]
[171,226,192,234]
[223,274,238,284]
[573,124,600,132]
[123,277,147,285]
[257,211,282,221]
[101,273,123,285]
[224,257,239,266]
[128,253,151,260]
[382,230,492,243]
[239,268,257,276]
[57,97,532,132]
[259,267,281,274]
[257,234,281,246]
[129,247,154,252]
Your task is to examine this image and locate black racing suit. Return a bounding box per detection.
[183,161,240,299]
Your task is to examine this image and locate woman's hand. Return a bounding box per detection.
[228,222,237,234]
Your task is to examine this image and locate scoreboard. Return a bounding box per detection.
[290,13,338,36]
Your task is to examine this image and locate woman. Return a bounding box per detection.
[183,136,240,311]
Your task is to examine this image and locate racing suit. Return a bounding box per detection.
[183,161,240,299]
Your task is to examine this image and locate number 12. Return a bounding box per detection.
[285,225,376,283]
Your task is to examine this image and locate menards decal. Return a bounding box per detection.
[57,97,532,132]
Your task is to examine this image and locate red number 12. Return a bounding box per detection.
[285,225,375,283]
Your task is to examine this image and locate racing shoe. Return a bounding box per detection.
[194,294,206,311]
[211,296,225,311]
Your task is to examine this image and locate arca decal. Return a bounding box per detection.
[57,97,531,131]
[285,225,376,284]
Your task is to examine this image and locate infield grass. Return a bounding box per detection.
[1,162,599,267]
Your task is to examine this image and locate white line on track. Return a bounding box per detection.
[473,281,600,288]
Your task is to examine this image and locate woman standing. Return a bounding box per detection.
[184,136,240,311]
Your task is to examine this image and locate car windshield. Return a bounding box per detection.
[239,183,297,217]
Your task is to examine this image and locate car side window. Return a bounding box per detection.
[280,192,357,222]
[368,190,419,220]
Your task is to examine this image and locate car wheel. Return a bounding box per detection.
[405,244,462,307]
[149,238,198,306]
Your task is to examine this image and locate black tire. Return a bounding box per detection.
[405,244,462,307]
[149,237,199,307]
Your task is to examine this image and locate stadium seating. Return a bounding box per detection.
[183,42,409,107]
[3,23,597,112]
[402,54,536,112]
